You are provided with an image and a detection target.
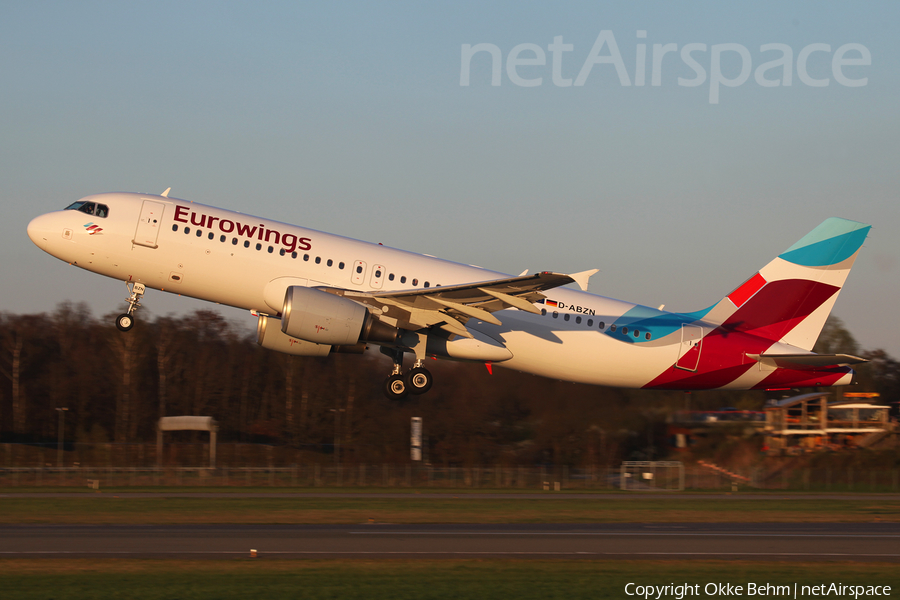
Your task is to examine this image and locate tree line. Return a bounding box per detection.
[0,303,896,466]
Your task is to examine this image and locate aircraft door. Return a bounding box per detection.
[351,260,367,285]
[370,264,385,289]
[675,325,703,371]
[133,200,165,249]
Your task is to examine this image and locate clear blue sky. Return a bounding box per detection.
[4,1,899,356]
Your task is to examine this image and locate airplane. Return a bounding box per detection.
[27,190,871,399]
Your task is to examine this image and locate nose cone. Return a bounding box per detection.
[27,213,60,253]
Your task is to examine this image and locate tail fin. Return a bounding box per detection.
[703,218,871,351]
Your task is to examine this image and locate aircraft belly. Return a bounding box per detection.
[158,250,274,311]
[473,314,668,388]
[78,236,275,313]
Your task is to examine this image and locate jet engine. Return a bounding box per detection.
[281,286,399,347]
[257,314,332,357]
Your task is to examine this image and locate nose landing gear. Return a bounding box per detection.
[115,282,145,332]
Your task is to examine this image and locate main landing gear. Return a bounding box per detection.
[382,348,433,400]
[115,282,145,332]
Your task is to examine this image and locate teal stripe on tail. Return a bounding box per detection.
[779,217,871,267]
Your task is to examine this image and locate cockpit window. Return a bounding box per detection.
[65,201,109,218]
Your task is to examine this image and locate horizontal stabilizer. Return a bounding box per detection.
[748,353,868,370]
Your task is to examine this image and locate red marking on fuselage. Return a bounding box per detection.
[644,279,842,390]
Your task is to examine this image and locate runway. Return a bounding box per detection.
[2,523,898,561]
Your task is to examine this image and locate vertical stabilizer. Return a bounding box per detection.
[703,218,870,351]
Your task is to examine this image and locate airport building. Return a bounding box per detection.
[763,392,895,454]
[668,392,897,456]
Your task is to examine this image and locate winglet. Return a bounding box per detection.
[161,187,171,197]
[569,269,599,292]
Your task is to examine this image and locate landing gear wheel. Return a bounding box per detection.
[115,313,135,332]
[116,282,145,333]
[384,374,409,400]
[406,367,433,395]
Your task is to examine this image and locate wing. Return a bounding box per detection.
[325,269,598,339]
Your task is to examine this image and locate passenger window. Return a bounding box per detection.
[541,309,547,316]
[610,325,616,332]
[339,262,345,269]
[633,330,640,338]
[622,327,628,335]
[575,316,582,324]
[375,269,382,277]
[292,252,298,258]
[587,319,593,327]
[645,332,651,340]
[208,232,214,240]
[303,254,309,261]
[220,235,226,242]
[315,257,321,264]
[232,238,238,245]
[598,321,605,329]
[255,243,262,250]
[564,314,570,321]
[172,225,178,232]
[389,273,395,281]
[280,249,286,256]
[400,276,407,284]
[424,282,430,288]
[412,279,418,286]
[196,230,202,237]
[267,246,274,253]
[356,265,363,273]
[327,259,333,267]
[552,312,558,318]
[184,227,190,234]
[244,241,250,248]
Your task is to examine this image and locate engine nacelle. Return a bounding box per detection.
[281,286,399,347]
[257,314,332,357]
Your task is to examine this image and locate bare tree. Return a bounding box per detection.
[106,317,146,444]
[152,316,186,420]
[0,314,42,436]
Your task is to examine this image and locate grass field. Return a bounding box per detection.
[0,559,897,600]
[0,489,898,524]
[2,490,897,599]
